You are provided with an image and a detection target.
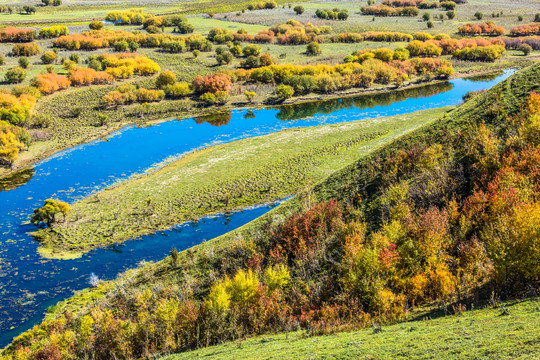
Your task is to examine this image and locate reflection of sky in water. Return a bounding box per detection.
[0,71,512,345]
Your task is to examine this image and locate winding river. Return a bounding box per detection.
[0,71,512,347]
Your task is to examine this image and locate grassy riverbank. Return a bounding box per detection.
[35,106,452,258]
[162,297,540,360]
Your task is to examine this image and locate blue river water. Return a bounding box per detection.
[0,71,512,346]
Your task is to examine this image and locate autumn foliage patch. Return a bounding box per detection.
[0,27,35,42]
[31,73,71,94]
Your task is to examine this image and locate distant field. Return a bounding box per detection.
[163,297,540,360]
[216,0,540,34]
[0,0,306,24]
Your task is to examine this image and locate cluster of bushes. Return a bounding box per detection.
[330,31,415,43]
[155,71,191,98]
[247,1,277,10]
[31,199,70,228]
[382,0,452,8]
[102,84,165,107]
[225,57,452,97]
[104,8,151,25]
[406,40,443,57]
[503,37,540,51]
[11,43,41,56]
[53,30,179,50]
[206,27,274,45]
[315,8,349,20]
[240,52,275,68]
[143,15,194,34]
[160,34,213,53]
[360,4,420,17]
[53,33,107,50]
[208,27,236,44]
[345,47,411,63]
[89,20,104,31]
[458,21,505,36]
[331,31,449,44]
[41,0,62,6]
[510,23,540,36]
[214,43,271,66]
[31,73,70,94]
[68,67,114,86]
[192,73,232,94]
[252,29,275,43]
[40,51,57,64]
[271,20,331,45]
[0,119,29,166]
[0,88,37,126]
[53,29,213,53]
[38,25,68,39]
[452,45,505,61]
[99,72,231,107]
[382,0,422,6]
[404,38,505,57]
[93,53,160,78]
[0,5,14,13]
[0,27,35,42]
[435,37,504,54]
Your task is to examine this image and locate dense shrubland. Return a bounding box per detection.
[452,45,505,61]
[39,26,69,39]
[0,27,35,42]
[2,63,538,360]
[503,37,540,51]
[104,9,152,25]
[102,84,165,107]
[510,23,540,36]
[271,20,330,45]
[330,31,413,43]
[361,4,420,17]
[458,21,505,36]
[315,8,349,21]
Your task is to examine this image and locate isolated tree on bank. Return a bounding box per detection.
[244,90,256,103]
[89,20,104,30]
[306,42,322,56]
[275,84,294,101]
[31,199,70,226]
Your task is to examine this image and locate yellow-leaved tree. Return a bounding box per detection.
[0,120,25,166]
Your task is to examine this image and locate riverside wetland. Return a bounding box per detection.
[0,0,539,359]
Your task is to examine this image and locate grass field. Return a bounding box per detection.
[35,106,452,258]
[161,297,540,360]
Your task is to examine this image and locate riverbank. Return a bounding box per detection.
[0,65,523,180]
[34,106,453,259]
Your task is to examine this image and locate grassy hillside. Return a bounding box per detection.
[2,63,539,360]
[163,297,540,360]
